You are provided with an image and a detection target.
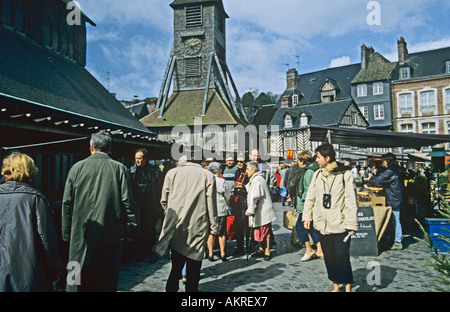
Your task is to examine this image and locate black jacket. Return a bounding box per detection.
[369,165,405,211]
[0,181,61,291]
[129,162,162,211]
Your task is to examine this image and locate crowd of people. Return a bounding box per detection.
[0,130,410,293]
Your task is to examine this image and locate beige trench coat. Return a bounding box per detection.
[302,164,358,235]
[157,162,218,261]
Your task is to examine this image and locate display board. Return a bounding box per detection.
[350,206,379,256]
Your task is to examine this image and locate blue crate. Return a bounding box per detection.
[429,237,450,253]
[424,218,450,237]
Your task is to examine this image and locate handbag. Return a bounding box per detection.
[280,187,287,198]
[226,215,236,241]
[283,208,299,230]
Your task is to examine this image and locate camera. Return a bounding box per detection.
[323,194,332,209]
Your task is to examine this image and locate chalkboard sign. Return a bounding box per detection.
[350,206,378,256]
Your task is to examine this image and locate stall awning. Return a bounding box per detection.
[310,125,450,150]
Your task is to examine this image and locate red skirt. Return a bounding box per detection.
[253,223,271,242]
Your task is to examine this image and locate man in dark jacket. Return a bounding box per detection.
[369,152,404,250]
[129,148,162,263]
[62,131,139,292]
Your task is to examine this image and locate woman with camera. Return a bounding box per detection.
[302,143,358,292]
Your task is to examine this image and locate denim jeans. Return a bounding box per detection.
[391,210,402,243]
[295,213,320,244]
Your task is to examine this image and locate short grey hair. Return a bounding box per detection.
[90,131,112,152]
[246,161,258,171]
[177,155,188,167]
[208,161,222,174]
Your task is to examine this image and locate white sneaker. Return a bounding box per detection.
[301,252,315,261]
[391,242,403,250]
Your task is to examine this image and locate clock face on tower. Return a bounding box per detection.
[184,37,202,56]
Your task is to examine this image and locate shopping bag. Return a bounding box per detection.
[283,209,298,230]
[280,187,287,198]
[226,215,236,241]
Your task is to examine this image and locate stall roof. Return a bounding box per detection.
[309,125,450,150]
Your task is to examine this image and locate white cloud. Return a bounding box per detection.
[87,29,121,42]
[329,56,352,68]
[77,0,172,33]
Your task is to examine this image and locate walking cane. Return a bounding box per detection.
[246,215,255,265]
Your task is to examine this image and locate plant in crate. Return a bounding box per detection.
[414,193,450,292]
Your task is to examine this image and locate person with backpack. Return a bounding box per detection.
[302,143,358,292]
[292,151,323,261]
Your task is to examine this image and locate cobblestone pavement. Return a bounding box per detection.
[117,202,443,293]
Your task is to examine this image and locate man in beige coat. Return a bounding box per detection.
[156,159,218,292]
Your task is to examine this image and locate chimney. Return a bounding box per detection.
[361,44,374,69]
[286,68,298,89]
[397,37,408,65]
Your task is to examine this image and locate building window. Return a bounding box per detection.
[420,90,436,111]
[399,93,413,114]
[401,124,413,133]
[357,84,367,97]
[322,90,335,103]
[185,5,202,28]
[300,113,308,126]
[13,0,24,32]
[292,94,299,106]
[445,88,450,110]
[44,4,59,50]
[360,106,368,120]
[446,61,450,74]
[422,122,436,134]
[374,104,384,120]
[61,23,74,58]
[284,115,293,128]
[373,82,383,95]
[1,0,13,26]
[284,137,296,150]
[399,67,411,80]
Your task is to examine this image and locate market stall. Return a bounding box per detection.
[357,187,392,241]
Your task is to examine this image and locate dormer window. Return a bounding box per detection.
[292,94,299,106]
[284,115,293,128]
[399,67,411,80]
[300,113,308,127]
[321,81,337,103]
[446,61,450,74]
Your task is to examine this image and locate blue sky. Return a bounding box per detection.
[75,0,450,101]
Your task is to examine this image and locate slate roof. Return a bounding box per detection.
[276,63,360,108]
[0,28,152,136]
[250,104,277,127]
[140,89,247,128]
[392,46,450,80]
[268,99,357,132]
[351,53,398,83]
